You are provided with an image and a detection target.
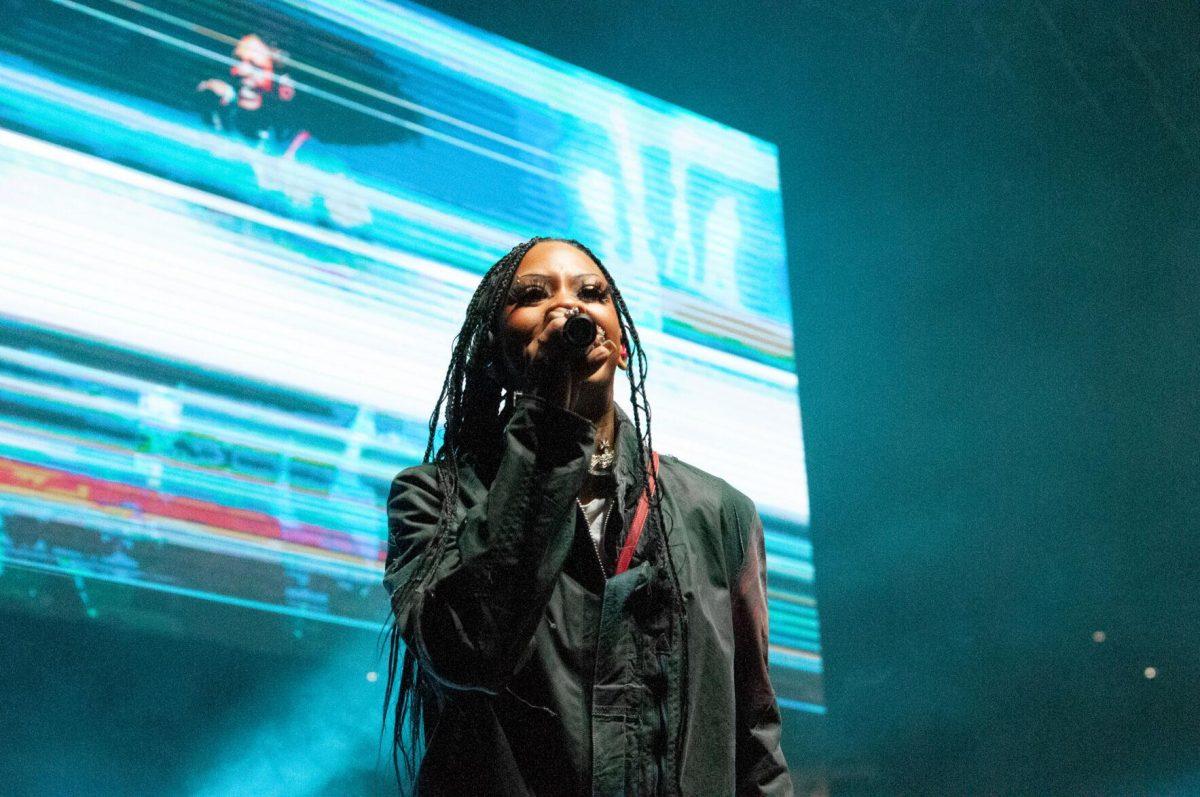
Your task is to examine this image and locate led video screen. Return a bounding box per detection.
[0,0,821,713]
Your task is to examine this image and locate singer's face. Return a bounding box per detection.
[499,240,626,385]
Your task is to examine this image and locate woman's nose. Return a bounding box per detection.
[548,296,583,317]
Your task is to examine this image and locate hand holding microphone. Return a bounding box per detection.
[524,307,614,412]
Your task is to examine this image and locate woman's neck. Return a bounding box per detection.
[578,404,616,504]
[590,404,616,450]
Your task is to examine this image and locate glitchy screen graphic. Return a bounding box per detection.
[0,0,821,712]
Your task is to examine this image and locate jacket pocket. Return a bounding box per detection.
[591,710,636,797]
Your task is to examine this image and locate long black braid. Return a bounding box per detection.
[382,237,690,793]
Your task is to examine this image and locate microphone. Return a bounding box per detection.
[562,313,597,351]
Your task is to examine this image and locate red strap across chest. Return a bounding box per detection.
[614,451,659,575]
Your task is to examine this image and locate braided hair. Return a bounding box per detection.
[382,237,689,792]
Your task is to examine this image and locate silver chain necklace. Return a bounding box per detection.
[590,436,615,473]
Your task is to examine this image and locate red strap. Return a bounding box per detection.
[614,451,659,575]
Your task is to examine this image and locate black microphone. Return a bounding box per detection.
[562,313,597,350]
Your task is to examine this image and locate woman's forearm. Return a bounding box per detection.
[385,394,594,692]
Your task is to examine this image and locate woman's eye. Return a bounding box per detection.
[580,284,609,301]
[511,286,547,303]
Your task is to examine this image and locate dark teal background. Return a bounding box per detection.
[471,2,1198,793]
[3,2,1198,794]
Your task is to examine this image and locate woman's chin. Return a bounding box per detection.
[577,356,619,386]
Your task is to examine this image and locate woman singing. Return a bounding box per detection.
[384,237,792,795]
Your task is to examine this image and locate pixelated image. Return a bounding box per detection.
[0,0,819,714]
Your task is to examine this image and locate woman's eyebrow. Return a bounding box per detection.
[512,273,605,284]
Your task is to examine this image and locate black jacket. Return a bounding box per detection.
[385,395,792,796]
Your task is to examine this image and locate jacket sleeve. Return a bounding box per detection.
[730,494,794,796]
[383,395,594,693]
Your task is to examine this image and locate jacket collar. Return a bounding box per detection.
[492,395,648,512]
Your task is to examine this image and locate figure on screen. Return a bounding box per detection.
[197,34,307,157]
[382,238,792,795]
